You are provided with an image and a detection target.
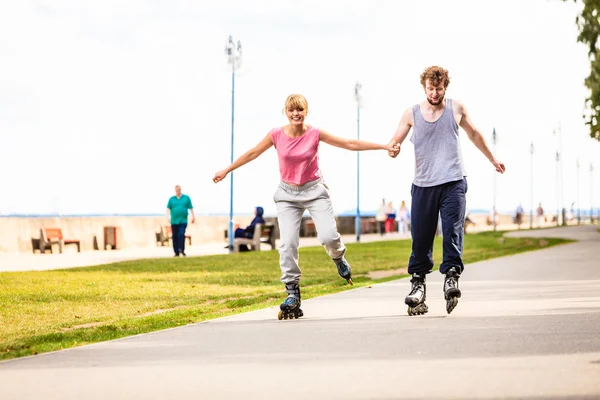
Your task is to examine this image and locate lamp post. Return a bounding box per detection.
[553,125,564,225]
[576,158,580,224]
[492,128,497,231]
[555,151,560,227]
[355,82,362,242]
[224,35,242,253]
[591,163,595,224]
[529,142,534,229]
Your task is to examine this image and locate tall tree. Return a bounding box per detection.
[565,0,599,141]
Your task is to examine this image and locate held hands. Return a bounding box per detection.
[386,142,400,158]
[491,158,506,174]
[213,169,229,183]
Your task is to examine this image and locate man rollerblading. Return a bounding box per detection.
[405,273,428,316]
[278,283,303,320]
[386,66,505,314]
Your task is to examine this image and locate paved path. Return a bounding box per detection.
[0,225,599,399]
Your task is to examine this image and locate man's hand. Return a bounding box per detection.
[213,169,228,183]
[491,158,506,174]
[387,142,400,158]
[191,217,196,224]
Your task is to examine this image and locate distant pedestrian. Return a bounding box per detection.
[384,201,396,233]
[166,185,195,257]
[536,203,544,228]
[397,200,410,234]
[515,203,524,229]
[375,199,387,235]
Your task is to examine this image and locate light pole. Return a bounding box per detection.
[555,151,560,227]
[576,158,580,224]
[529,142,534,229]
[224,35,242,253]
[492,128,497,231]
[553,125,564,225]
[591,163,595,223]
[355,82,362,242]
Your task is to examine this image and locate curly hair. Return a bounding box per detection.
[420,66,450,88]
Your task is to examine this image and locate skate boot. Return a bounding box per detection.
[405,273,428,316]
[334,256,353,285]
[278,283,303,320]
[444,268,462,314]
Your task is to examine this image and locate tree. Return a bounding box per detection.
[565,0,600,141]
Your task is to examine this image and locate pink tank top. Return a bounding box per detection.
[270,125,322,185]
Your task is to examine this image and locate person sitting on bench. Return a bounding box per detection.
[234,206,265,251]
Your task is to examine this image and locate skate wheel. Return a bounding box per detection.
[347,278,354,286]
[277,310,283,320]
[446,297,458,314]
[407,306,414,316]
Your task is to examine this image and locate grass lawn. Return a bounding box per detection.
[0,231,571,360]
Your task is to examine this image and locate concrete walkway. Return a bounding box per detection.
[0,225,599,399]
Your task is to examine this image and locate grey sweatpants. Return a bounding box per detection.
[274,179,346,284]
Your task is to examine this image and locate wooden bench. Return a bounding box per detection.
[37,228,81,254]
[303,219,317,237]
[156,225,192,247]
[233,223,276,253]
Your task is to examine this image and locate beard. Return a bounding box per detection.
[427,94,444,105]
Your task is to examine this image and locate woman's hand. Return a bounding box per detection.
[213,169,229,183]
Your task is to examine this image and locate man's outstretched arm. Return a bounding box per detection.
[387,107,413,158]
[456,100,506,173]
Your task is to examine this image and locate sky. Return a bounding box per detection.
[1,0,599,217]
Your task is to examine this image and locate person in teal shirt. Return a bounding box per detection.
[166,185,195,257]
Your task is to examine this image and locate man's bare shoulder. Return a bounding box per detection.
[451,99,466,114]
[402,106,414,125]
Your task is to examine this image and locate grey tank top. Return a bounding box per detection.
[409,98,466,187]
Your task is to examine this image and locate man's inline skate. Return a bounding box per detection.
[278,283,304,320]
[444,268,461,314]
[405,273,428,316]
[334,256,353,285]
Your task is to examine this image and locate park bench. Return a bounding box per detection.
[156,225,192,247]
[232,223,276,253]
[36,227,81,254]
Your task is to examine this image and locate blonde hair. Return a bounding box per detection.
[420,66,450,88]
[283,94,309,112]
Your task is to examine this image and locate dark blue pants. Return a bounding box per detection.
[171,223,188,255]
[408,178,467,275]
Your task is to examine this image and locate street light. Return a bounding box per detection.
[576,158,580,224]
[555,151,560,227]
[591,163,595,223]
[355,82,362,242]
[529,142,534,229]
[553,125,564,225]
[224,35,242,253]
[492,128,497,231]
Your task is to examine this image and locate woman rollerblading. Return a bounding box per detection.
[214,94,395,320]
[334,256,353,285]
[278,283,303,320]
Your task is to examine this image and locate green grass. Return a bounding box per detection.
[0,231,571,360]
